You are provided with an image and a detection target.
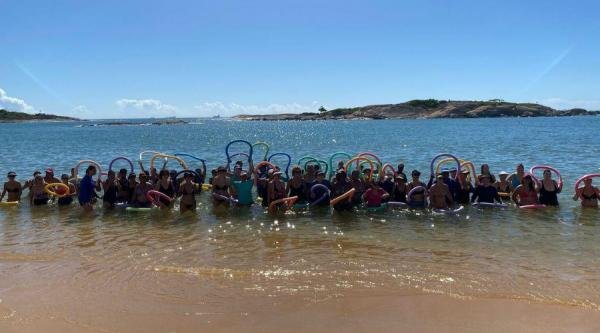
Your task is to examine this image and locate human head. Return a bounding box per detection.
[481,164,490,174]
[316,171,325,180]
[499,171,509,180]
[480,174,491,186]
[291,166,302,178]
[128,173,137,182]
[7,171,16,179]
[45,168,54,177]
[217,166,227,175]
[336,170,347,181]
[159,169,170,179]
[139,172,148,182]
[441,170,450,179]
[583,178,593,186]
[542,169,552,180]
[411,170,421,180]
[86,165,97,176]
[459,169,469,180]
[516,164,524,174]
[107,170,116,179]
[397,163,405,172]
[522,174,534,190]
[61,174,69,182]
[350,170,360,180]
[119,168,127,178]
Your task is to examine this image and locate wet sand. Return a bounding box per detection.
[1,289,599,333]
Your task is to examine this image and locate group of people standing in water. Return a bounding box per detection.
[1,154,599,213]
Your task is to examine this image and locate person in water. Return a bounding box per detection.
[573,178,599,208]
[349,170,366,206]
[471,175,502,204]
[287,166,307,204]
[507,164,525,189]
[362,181,389,208]
[303,164,317,186]
[78,165,101,211]
[131,172,153,208]
[378,171,395,201]
[116,169,130,203]
[407,170,427,208]
[428,175,453,209]
[392,174,408,203]
[178,172,199,213]
[102,170,119,208]
[396,163,407,180]
[57,174,77,206]
[125,173,137,204]
[512,174,539,206]
[479,164,496,184]
[455,169,472,205]
[308,172,331,207]
[231,169,254,206]
[155,169,175,209]
[212,166,232,207]
[331,170,353,211]
[537,169,561,206]
[268,171,287,207]
[30,174,49,206]
[494,171,513,201]
[1,171,22,203]
[43,168,60,185]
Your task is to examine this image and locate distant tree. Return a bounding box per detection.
[408,99,440,108]
[318,106,327,113]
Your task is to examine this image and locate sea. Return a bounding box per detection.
[0,116,599,328]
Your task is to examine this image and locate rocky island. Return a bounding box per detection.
[0,109,79,122]
[234,99,598,121]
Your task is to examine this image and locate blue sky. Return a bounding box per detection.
[1,0,599,118]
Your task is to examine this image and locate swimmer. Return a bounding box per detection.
[396,163,407,180]
[362,182,389,208]
[406,170,428,208]
[116,169,130,203]
[349,170,366,206]
[178,172,199,213]
[212,166,232,207]
[231,162,254,206]
[131,172,153,208]
[102,170,119,208]
[287,166,307,204]
[573,178,599,208]
[43,168,60,185]
[1,171,22,203]
[512,174,539,206]
[392,174,408,203]
[494,171,513,200]
[57,174,77,206]
[537,169,561,207]
[30,174,49,206]
[480,164,496,184]
[428,174,453,209]
[471,175,502,204]
[155,169,175,209]
[331,170,352,211]
[78,165,101,211]
[508,164,525,189]
[455,169,472,205]
[268,171,287,208]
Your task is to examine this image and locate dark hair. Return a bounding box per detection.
[159,169,170,178]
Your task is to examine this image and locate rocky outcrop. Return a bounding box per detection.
[234,100,598,121]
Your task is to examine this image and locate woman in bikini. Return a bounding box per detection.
[573,178,599,208]
[155,169,176,209]
[512,175,539,206]
[178,172,199,213]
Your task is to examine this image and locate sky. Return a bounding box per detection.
[1,0,599,119]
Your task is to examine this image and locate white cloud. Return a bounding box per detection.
[194,101,321,117]
[0,88,34,112]
[115,98,177,117]
[543,98,600,111]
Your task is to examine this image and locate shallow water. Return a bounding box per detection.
[1,117,600,329]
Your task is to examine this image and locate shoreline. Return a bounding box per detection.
[1,291,599,332]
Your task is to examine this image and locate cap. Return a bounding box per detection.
[45,168,54,174]
[128,172,136,178]
[448,167,458,172]
[441,168,450,173]
[119,168,127,174]
[499,171,509,176]
[7,171,16,177]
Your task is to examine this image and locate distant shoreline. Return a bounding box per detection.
[234,99,599,121]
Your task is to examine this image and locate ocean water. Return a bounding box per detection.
[1,117,600,327]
